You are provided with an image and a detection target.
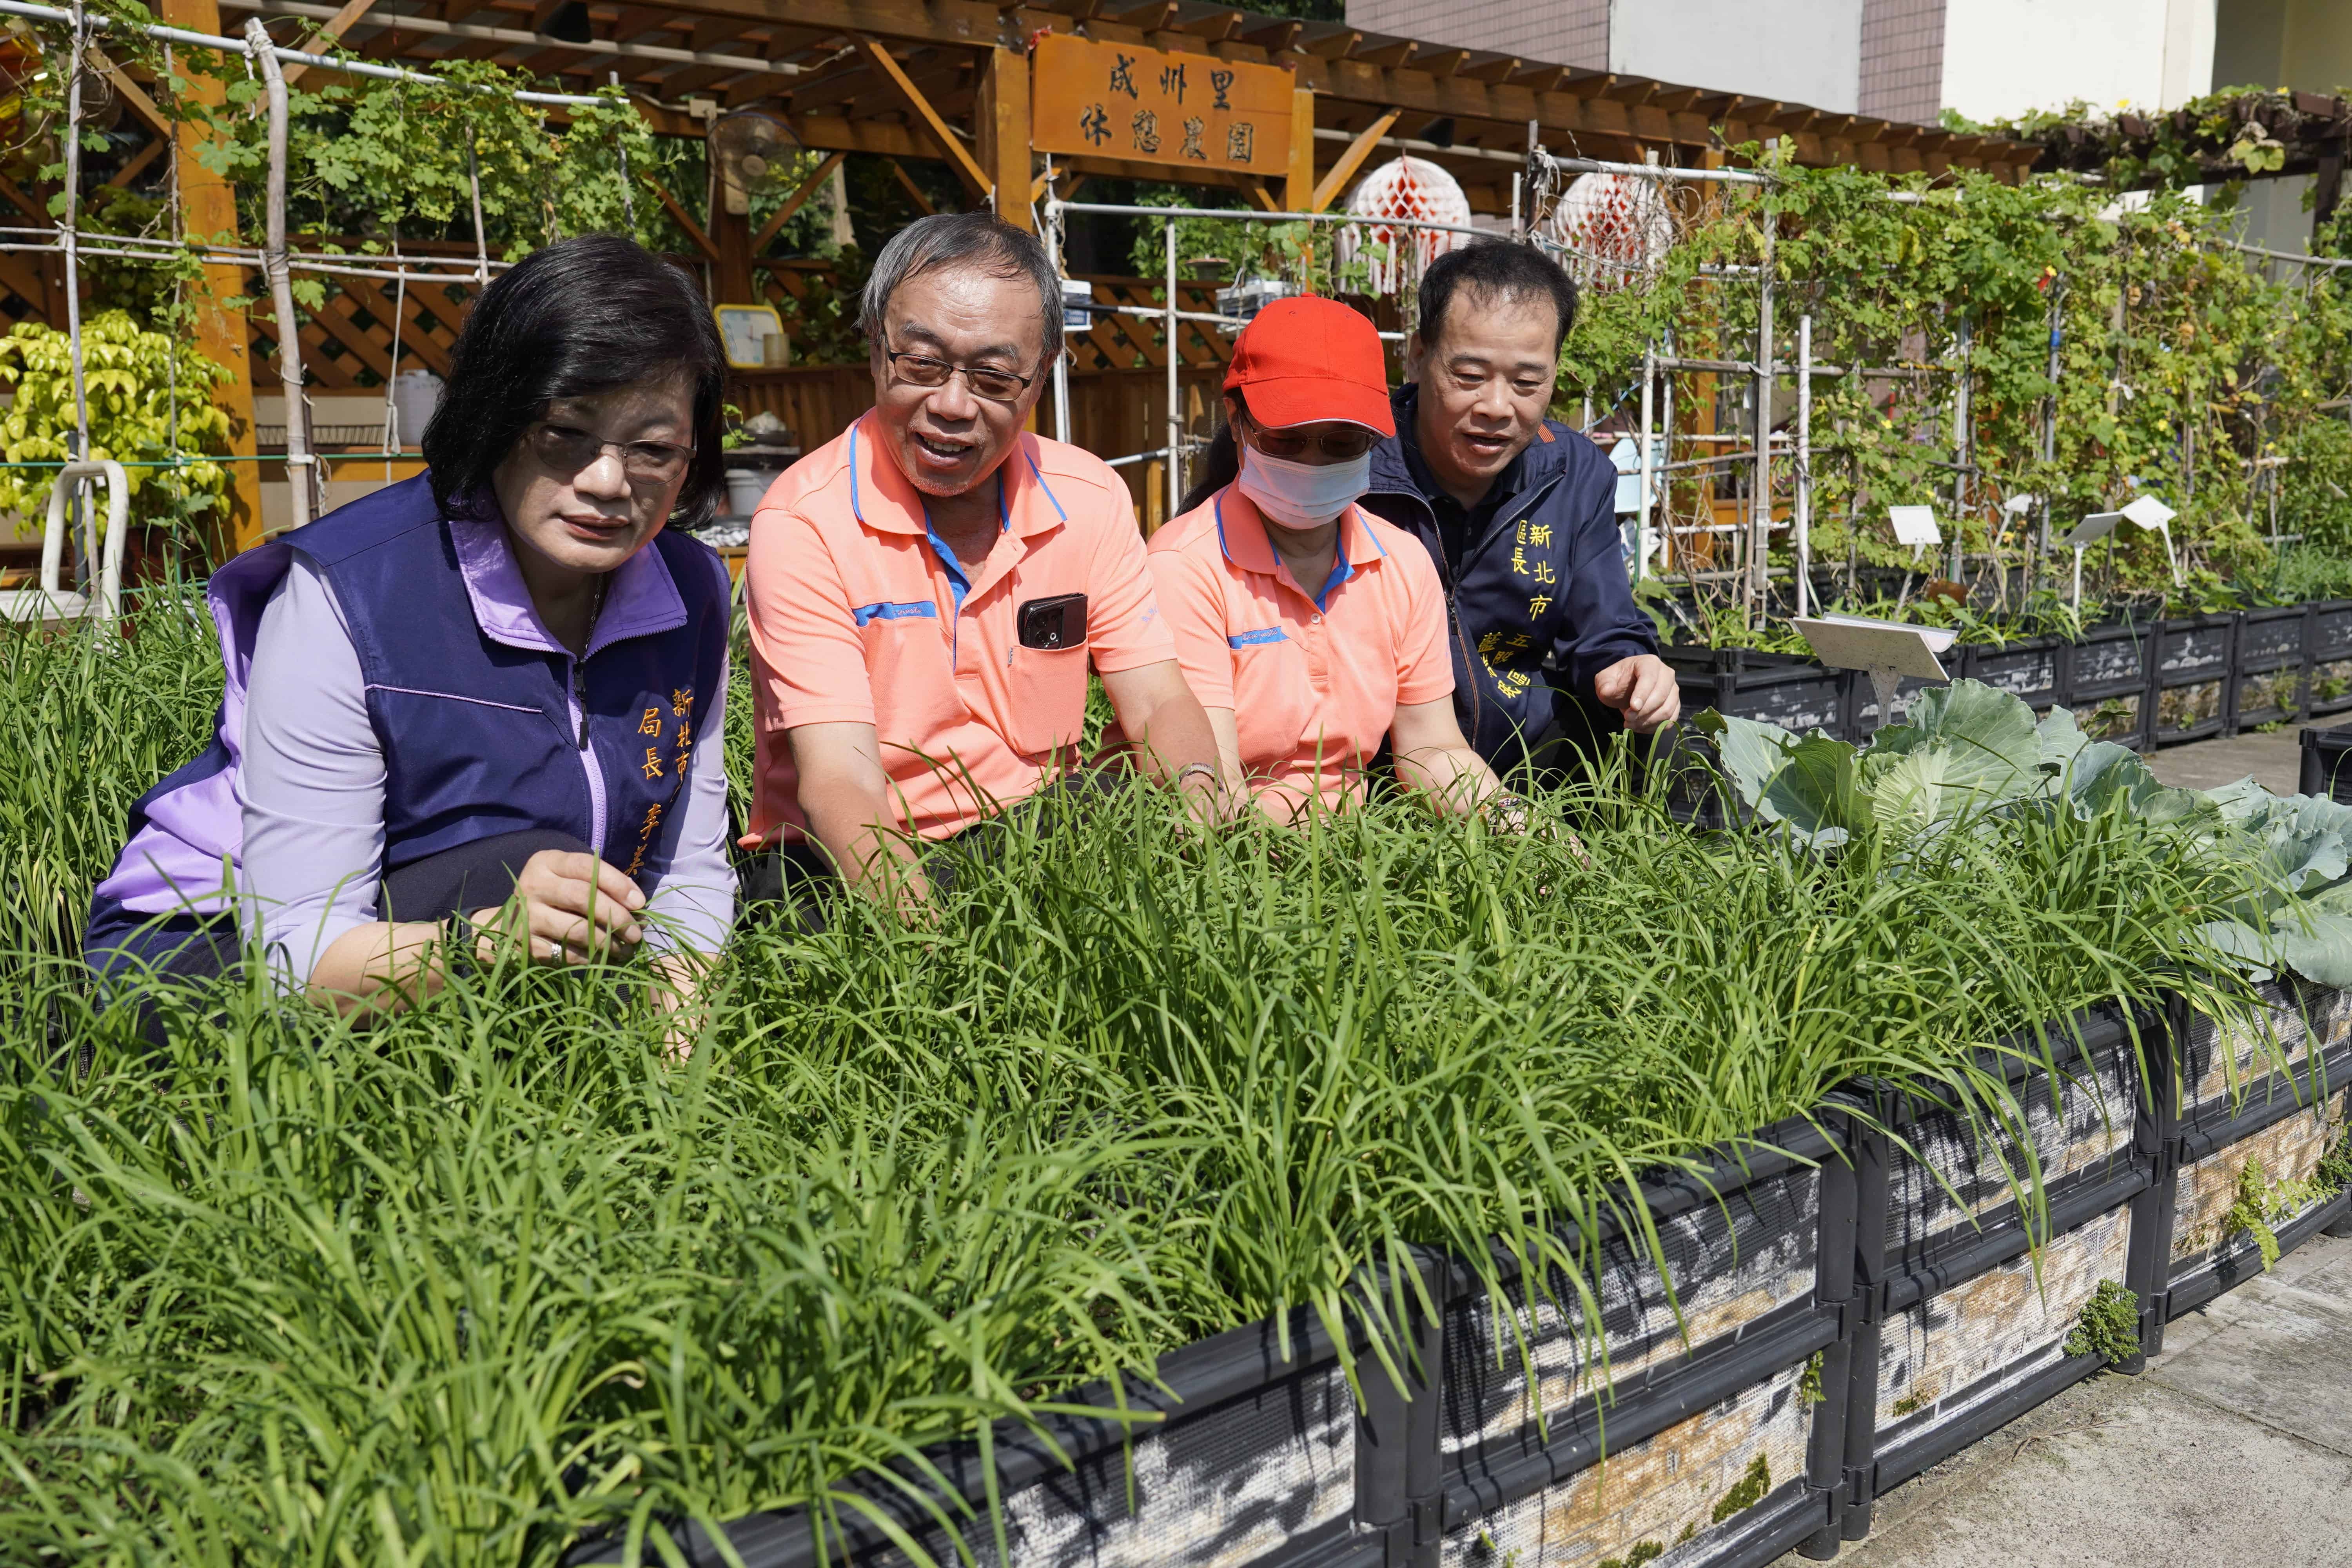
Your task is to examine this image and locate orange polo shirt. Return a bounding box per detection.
[745,414,1177,844]
[1148,485,1454,813]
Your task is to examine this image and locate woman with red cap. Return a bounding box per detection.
[1149,296,1519,825]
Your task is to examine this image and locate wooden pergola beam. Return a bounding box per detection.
[887,157,938,214]
[849,32,992,198]
[280,0,381,86]
[752,149,845,253]
[1310,107,1400,212]
[648,0,1021,52]
[647,176,721,261]
[91,48,174,141]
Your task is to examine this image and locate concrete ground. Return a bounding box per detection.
[2137,712,2352,795]
[1774,1228,2352,1568]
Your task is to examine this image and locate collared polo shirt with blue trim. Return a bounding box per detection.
[744,412,1175,843]
[1146,484,1453,814]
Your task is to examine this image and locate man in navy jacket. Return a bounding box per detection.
[1359,243,1678,777]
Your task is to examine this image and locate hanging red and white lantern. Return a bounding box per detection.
[1337,156,1472,296]
[1544,172,1675,293]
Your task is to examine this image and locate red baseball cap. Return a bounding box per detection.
[1223,296,1396,436]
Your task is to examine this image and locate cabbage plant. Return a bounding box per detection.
[1694,680,2352,984]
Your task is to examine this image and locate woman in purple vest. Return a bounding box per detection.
[85,234,737,1025]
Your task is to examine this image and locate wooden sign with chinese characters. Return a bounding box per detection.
[1030,34,1292,176]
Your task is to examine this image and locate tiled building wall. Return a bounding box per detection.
[1345,0,1610,71]
[1859,0,1947,123]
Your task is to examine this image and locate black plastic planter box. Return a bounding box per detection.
[1956,635,2064,716]
[1665,646,1851,741]
[1834,1007,2161,1539]
[2299,726,2352,802]
[568,1305,1367,1568]
[2149,614,2236,747]
[2157,980,2352,1327]
[1437,1118,1856,1568]
[2229,605,2311,732]
[2308,600,2352,717]
[572,984,2352,1568]
[2062,621,2153,750]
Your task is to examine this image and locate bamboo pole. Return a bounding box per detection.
[1660,328,1676,573]
[1165,217,1180,518]
[1795,314,1811,619]
[1044,183,1073,446]
[1949,316,1972,583]
[1748,209,1775,613]
[1636,343,1655,583]
[61,2,87,463]
[245,16,311,532]
[466,134,490,284]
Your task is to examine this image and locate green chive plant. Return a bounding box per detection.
[0,593,2312,1566]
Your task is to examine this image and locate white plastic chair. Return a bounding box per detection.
[0,459,129,627]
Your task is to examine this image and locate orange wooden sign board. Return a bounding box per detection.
[1030,33,1292,177]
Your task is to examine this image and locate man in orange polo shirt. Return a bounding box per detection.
[744,212,1223,907]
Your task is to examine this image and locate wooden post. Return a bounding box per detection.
[713,203,756,303]
[1285,85,1315,213]
[976,45,1031,231]
[161,0,262,560]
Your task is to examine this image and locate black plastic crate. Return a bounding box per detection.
[2307,601,2352,715]
[1862,1199,2140,1512]
[1833,1006,2162,1541]
[1665,646,1851,741]
[2236,605,2308,668]
[569,1306,1367,1568]
[2149,614,2235,746]
[1437,1118,1857,1568]
[2230,605,2311,731]
[1847,673,1946,741]
[2159,978,2352,1323]
[2299,725,2352,801]
[1958,635,2063,713]
[2062,621,2152,749]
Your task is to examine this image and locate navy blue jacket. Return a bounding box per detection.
[87,475,730,959]
[1358,386,1658,772]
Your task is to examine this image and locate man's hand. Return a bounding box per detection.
[470,849,645,965]
[1593,653,1681,735]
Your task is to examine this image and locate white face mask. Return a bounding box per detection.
[1236,443,1371,528]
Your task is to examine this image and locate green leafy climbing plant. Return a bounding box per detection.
[1553,144,2352,612]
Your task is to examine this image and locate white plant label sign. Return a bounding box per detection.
[1888,505,1942,547]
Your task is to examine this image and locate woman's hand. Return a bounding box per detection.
[470,849,646,964]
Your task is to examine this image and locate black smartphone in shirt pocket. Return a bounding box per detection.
[1017,593,1089,650]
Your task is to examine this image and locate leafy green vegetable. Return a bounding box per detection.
[1693,677,2352,984]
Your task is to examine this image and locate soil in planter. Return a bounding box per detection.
[2237,666,2304,722]
[2156,679,2223,732]
[2079,691,2143,742]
